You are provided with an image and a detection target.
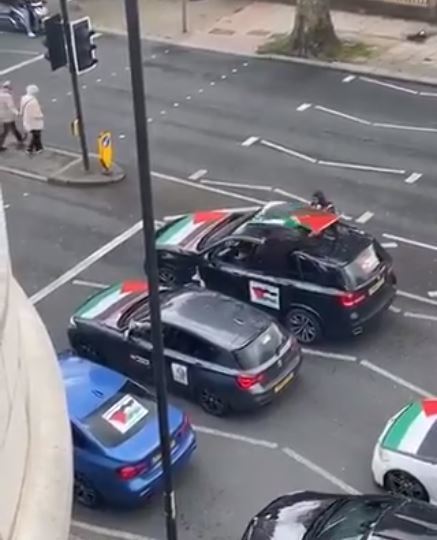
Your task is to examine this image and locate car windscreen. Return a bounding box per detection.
[197,211,257,251]
[236,323,285,369]
[343,243,382,288]
[83,381,156,448]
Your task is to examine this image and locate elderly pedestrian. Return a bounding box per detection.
[20,84,44,155]
[0,81,23,151]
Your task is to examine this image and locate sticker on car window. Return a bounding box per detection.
[249,280,280,310]
[102,394,148,434]
[171,363,188,386]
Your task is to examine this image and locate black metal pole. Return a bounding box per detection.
[59,0,90,171]
[124,1,178,539]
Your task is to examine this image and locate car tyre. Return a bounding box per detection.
[285,308,322,344]
[384,470,429,502]
[74,474,102,508]
[197,387,229,417]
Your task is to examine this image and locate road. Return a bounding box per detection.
[1,30,437,540]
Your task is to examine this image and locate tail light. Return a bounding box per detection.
[117,461,149,480]
[236,373,265,390]
[339,291,366,308]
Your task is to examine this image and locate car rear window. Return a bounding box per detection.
[236,323,285,369]
[83,381,155,448]
[344,244,382,288]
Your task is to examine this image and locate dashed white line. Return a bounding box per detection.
[0,53,44,76]
[51,98,57,103]
[232,68,238,73]
[273,187,309,204]
[420,91,437,97]
[189,168,208,181]
[201,179,272,191]
[119,134,126,139]
[243,62,249,67]
[72,521,155,540]
[397,289,437,307]
[241,136,259,147]
[318,160,405,175]
[315,105,370,125]
[147,117,153,123]
[193,425,278,449]
[198,88,204,93]
[173,102,179,107]
[404,311,437,323]
[389,305,402,313]
[428,291,437,298]
[374,122,437,133]
[186,95,192,100]
[282,447,360,494]
[160,110,166,115]
[383,233,437,252]
[296,102,312,112]
[342,74,356,83]
[221,74,227,79]
[381,242,398,249]
[96,78,102,83]
[360,76,418,95]
[210,82,215,86]
[355,211,374,224]
[72,279,108,289]
[404,172,422,184]
[260,139,317,164]
[302,348,357,362]
[360,360,433,398]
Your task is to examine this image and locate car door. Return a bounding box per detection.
[125,325,154,385]
[198,238,260,300]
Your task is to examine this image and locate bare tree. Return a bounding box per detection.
[289,0,340,57]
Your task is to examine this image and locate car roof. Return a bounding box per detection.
[59,351,125,421]
[161,287,273,350]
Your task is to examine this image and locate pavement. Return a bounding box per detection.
[1,29,437,540]
[66,0,437,83]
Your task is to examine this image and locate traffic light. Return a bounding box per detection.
[71,17,98,74]
[43,14,67,71]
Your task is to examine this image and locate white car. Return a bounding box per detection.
[372,399,437,504]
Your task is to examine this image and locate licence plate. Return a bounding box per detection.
[369,277,385,296]
[152,439,177,465]
[274,372,294,394]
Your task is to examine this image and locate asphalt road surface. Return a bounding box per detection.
[2,30,437,540]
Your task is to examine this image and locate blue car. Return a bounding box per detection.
[59,351,197,508]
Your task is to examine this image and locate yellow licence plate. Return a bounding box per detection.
[369,277,385,296]
[274,372,294,394]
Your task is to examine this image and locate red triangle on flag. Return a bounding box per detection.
[193,210,225,224]
[422,399,437,417]
[121,281,149,294]
[294,212,338,235]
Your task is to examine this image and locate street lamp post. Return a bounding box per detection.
[123,1,178,539]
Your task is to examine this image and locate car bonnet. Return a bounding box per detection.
[381,400,437,461]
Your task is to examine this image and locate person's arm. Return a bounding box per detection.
[6,95,18,116]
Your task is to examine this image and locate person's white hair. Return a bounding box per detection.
[26,84,39,95]
[1,81,11,89]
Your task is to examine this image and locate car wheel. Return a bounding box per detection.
[384,470,429,502]
[197,387,229,417]
[158,266,179,286]
[285,308,322,344]
[74,474,101,508]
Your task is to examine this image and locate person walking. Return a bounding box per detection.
[20,85,44,155]
[0,81,23,151]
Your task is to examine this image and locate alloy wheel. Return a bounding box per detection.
[74,475,100,508]
[385,471,428,501]
[199,388,227,416]
[286,310,319,344]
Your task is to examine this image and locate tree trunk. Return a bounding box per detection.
[289,0,340,58]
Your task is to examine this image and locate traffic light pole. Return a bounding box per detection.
[124,1,178,539]
[59,0,90,172]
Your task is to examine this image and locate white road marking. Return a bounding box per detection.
[210,81,215,86]
[404,311,437,322]
[282,447,360,494]
[389,305,402,313]
[381,242,398,249]
[296,102,312,112]
[221,74,227,79]
[404,172,422,184]
[243,62,249,67]
[241,136,259,147]
[397,289,437,307]
[173,102,179,107]
[82,85,87,90]
[374,122,437,133]
[151,54,157,59]
[315,105,370,125]
[200,179,272,191]
[23,192,29,197]
[186,95,192,100]
[302,348,357,362]
[119,134,126,139]
[198,88,204,93]
[359,76,418,95]
[193,425,278,449]
[30,221,143,305]
[360,360,433,398]
[51,98,57,103]
[0,165,46,182]
[96,78,102,83]
[383,233,437,252]
[67,91,72,96]
[420,91,437,97]
[160,110,166,115]
[232,68,238,73]
[165,49,170,54]
[0,48,40,56]
[342,74,356,83]
[428,291,437,298]
[273,187,309,204]
[72,279,108,289]
[355,211,374,224]
[147,117,153,123]
[260,139,316,164]
[318,160,405,175]
[189,168,208,181]
[72,521,155,540]
[0,53,44,76]
[125,66,130,71]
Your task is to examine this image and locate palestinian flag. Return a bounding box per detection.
[382,399,437,459]
[156,211,228,249]
[75,281,148,321]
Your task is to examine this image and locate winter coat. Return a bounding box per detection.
[20,94,44,132]
[0,89,18,123]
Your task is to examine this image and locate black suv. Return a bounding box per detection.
[154,202,397,344]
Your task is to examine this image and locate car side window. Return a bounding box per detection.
[298,257,320,283]
[208,239,256,268]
